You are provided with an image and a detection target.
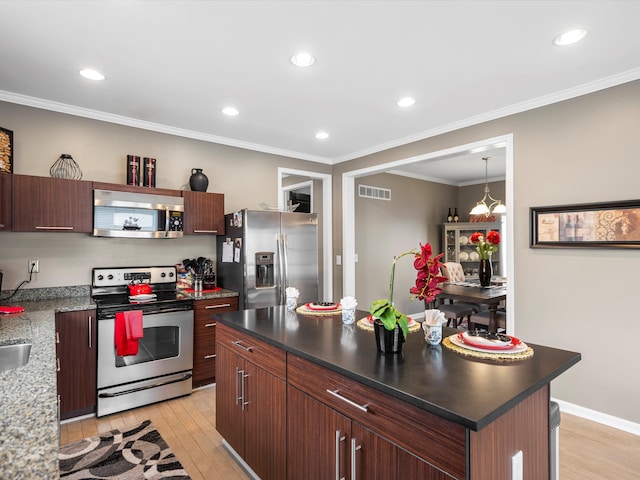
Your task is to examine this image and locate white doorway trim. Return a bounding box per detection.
[342,134,515,333]
[278,167,333,302]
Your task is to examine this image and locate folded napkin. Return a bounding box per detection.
[340,296,357,309]
[423,309,447,326]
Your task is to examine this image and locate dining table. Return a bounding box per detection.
[430,282,507,332]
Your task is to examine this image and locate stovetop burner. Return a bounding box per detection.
[92,266,193,319]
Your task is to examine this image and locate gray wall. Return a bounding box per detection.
[355,173,457,315]
[334,80,640,425]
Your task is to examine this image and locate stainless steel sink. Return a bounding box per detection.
[0,340,32,373]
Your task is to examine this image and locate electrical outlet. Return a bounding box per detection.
[28,259,40,273]
[511,450,523,480]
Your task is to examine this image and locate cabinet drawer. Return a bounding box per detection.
[194,297,238,320]
[287,354,466,479]
[217,323,286,380]
[193,350,216,374]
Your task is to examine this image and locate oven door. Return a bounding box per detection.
[97,309,193,389]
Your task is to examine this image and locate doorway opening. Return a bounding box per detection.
[341,134,515,333]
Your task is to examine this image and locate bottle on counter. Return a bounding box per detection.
[447,208,453,222]
[453,208,459,223]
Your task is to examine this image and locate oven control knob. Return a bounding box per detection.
[161,272,166,278]
[108,274,114,280]
[97,274,104,281]
[169,272,174,277]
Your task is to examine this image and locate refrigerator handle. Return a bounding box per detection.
[282,232,289,294]
[277,233,286,304]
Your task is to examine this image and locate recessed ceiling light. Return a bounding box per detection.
[315,131,329,140]
[397,97,416,107]
[552,28,589,46]
[79,68,105,81]
[290,52,315,67]
[221,106,239,116]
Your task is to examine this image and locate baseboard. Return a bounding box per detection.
[552,397,640,436]
[221,439,260,480]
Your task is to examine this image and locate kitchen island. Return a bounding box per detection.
[213,306,581,479]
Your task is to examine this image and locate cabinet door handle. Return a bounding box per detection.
[335,430,346,480]
[326,389,369,412]
[56,358,61,372]
[241,371,249,410]
[231,340,254,352]
[193,230,218,233]
[351,437,362,480]
[55,332,60,344]
[235,367,241,406]
[204,322,217,327]
[88,315,92,349]
[204,354,216,359]
[35,226,74,230]
[206,304,230,309]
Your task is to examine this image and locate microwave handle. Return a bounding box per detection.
[165,206,170,237]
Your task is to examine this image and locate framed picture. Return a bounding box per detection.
[530,200,640,248]
[0,127,13,173]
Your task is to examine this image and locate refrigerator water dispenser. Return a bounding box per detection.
[255,252,274,288]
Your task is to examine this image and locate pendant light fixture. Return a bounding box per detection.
[469,157,506,216]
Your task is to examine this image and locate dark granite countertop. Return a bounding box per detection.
[212,306,581,431]
[0,295,95,480]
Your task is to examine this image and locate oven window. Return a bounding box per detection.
[115,326,180,367]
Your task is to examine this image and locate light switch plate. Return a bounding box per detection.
[511,450,523,480]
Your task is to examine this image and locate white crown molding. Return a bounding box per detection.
[3,67,640,166]
[331,68,640,164]
[0,90,333,165]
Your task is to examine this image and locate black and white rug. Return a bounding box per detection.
[59,419,191,479]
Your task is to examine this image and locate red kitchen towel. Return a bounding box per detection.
[124,310,144,340]
[115,312,139,356]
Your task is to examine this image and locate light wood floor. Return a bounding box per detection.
[60,386,640,480]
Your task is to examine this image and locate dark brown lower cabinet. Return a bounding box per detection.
[55,310,97,420]
[215,324,286,480]
[192,296,238,388]
[287,386,446,479]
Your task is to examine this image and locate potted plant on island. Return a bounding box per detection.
[370,243,447,353]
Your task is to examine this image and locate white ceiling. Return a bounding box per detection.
[1,1,640,184]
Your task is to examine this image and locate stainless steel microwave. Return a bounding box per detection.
[93,189,184,238]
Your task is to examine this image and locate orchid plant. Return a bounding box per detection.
[370,243,447,339]
[469,230,501,260]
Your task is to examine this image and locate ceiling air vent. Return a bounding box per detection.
[358,184,391,201]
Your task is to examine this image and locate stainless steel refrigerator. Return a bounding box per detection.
[216,209,319,309]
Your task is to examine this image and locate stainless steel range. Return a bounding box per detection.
[92,266,194,417]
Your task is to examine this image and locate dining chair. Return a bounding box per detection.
[435,301,475,328]
[440,262,488,314]
[469,309,506,332]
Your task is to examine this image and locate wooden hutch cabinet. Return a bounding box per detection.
[442,221,502,277]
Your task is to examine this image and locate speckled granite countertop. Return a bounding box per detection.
[178,288,239,301]
[0,295,95,480]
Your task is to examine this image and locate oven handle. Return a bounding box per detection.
[98,373,192,398]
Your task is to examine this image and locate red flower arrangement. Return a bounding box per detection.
[370,243,447,338]
[469,230,501,260]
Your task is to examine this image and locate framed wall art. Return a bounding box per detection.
[530,200,640,248]
[0,127,13,173]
